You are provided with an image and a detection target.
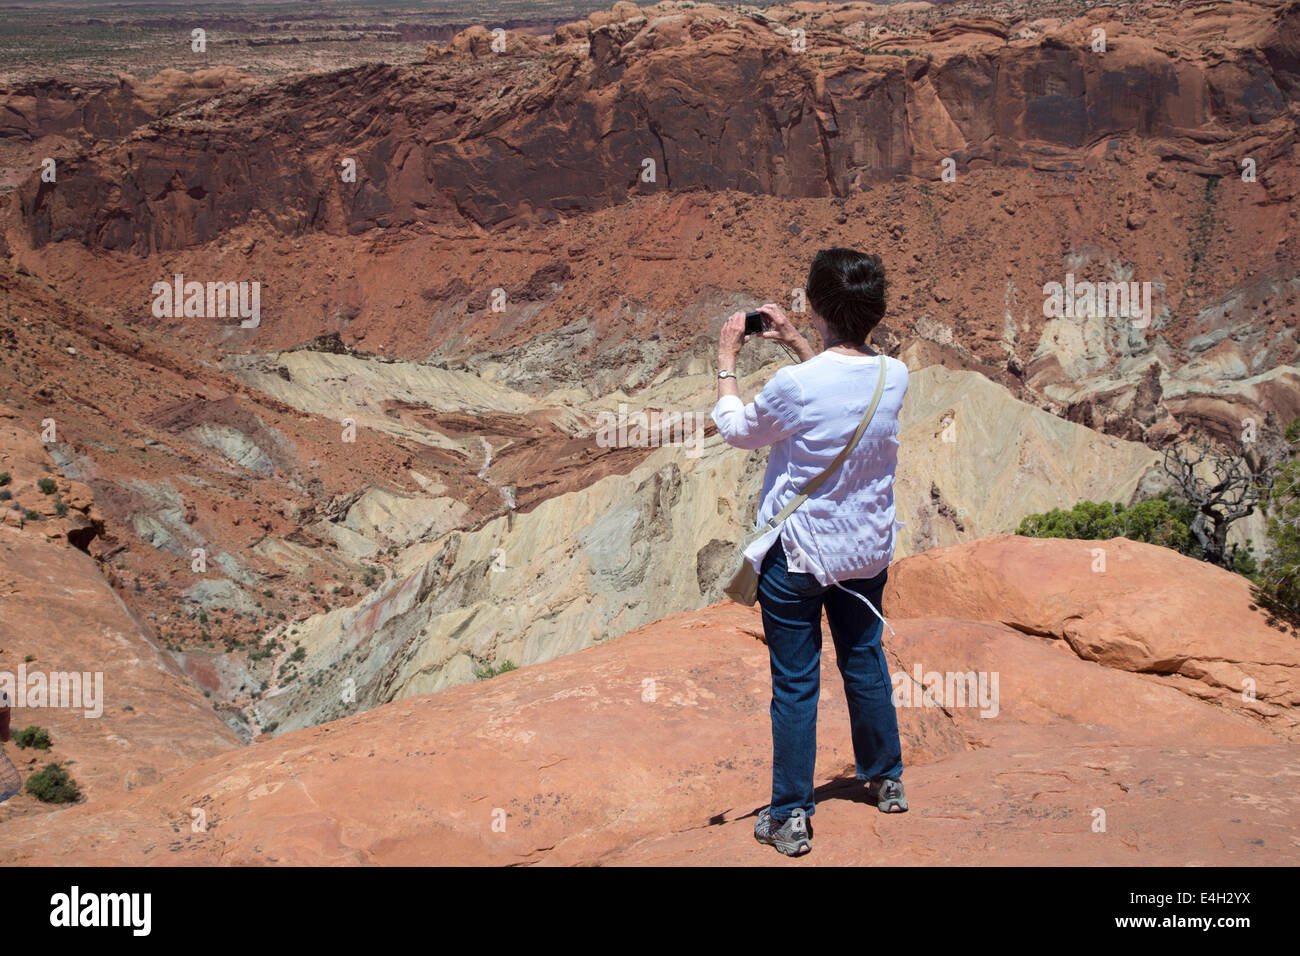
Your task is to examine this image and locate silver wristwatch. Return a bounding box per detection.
[718,370,737,380]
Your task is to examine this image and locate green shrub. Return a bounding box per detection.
[14,725,51,750]
[0,471,10,486]
[1017,493,1200,554]
[37,477,56,495]
[474,660,518,680]
[25,763,81,803]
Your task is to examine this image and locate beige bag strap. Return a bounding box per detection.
[761,353,887,532]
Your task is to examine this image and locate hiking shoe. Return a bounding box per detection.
[754,806,812,856]
[867,777,908,813]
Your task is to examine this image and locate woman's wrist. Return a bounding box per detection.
[718,350,737,370]
[789,334,815,361]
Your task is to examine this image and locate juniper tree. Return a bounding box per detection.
[1161,443,1263,571]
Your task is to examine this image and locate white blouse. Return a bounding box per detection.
[712,350,908,628]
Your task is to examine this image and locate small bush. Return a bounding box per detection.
[0,471,10,486]
[474,660,518,680]
[37,477,56,495]
[14,725,51,750]
[23,509,40,522]
[1018,493,1199,554]
[26,763,81,803]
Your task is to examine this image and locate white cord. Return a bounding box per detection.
[801,524,895,638]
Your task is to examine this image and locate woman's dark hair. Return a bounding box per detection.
[805,248,887,344]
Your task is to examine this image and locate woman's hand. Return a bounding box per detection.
[719,311,748,368]
[717,312,747,403]
[757,304,815,361]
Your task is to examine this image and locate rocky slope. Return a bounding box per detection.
[242,360,1168,733]
[0,1,1296,451]
[2,535,1292,865]
[0,513,239,823]
[0,240,1269,739]
[0,261,677,736]
[0,68,254,191]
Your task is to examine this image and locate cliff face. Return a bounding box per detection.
[13,2,1300,251]
[0,68,254,193]
[3,2,1296,462]
[0,68,253,147]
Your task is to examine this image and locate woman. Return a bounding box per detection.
[713,248,908,857]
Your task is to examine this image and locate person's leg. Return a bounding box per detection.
[823,568,904,783]
[757,544,826,821]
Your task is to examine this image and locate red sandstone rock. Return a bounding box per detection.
[0,524,239,820]
[13,2,1300,250]
[2,535,1294,864]
[884,535,1300,740]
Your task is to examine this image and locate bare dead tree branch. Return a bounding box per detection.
[1161,441,1264,570]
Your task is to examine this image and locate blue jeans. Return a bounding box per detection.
[757,544,903,821]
